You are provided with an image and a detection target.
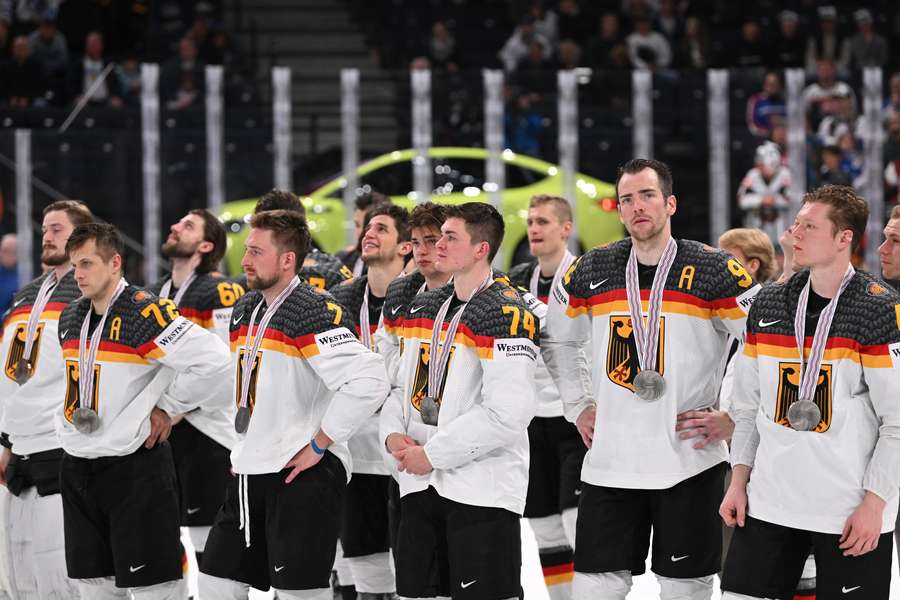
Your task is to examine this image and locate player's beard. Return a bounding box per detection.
[41,246,68,266]
[161,238,199,259]
[628,217,666,244]
[247,271,279,291]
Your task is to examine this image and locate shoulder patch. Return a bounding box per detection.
[867,282,888,297]
[502,288,518,300]
[132,290,151,303]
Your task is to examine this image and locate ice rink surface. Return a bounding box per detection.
[184,520,900,599]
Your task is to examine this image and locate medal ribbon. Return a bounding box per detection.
[358,283,381,351]
[625,237,678,373]
[159,271,198,307]
[793,265,855,401]
[78,278,127,410]
[427,272,493,399]
[21,269,68,370]
[529,250,576,301]
[237,276,301,412]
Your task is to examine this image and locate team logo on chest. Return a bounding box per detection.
[4,322,44,382]
[63,360,100,424]
[606,315,665,392]
[775,362,833,432]
[410,341,455,414]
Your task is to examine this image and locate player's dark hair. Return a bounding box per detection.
[66,223,124,262]
[366,204,411,243]
[802,185,868,253]
[615,158,674,198]
[188,209,227,273]
[254,189,306,218]
[43,200,94,227]
[444,202,505,262]
[249,210,311,273]
[409,202,448,234]
[355,190,390,212]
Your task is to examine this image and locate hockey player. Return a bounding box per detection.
[233,190,352,291]
[737,142,793,248]
[378,202,453,380]
[508,195,583,600]
[57,223,232,599]
[330,204,411,600]
[543,159,761,600]
[381,202,539,600]
[198,210,389,600]
[149,209,244,567]
[0,200,93,599]
[879,205,900,290]
[721,185,900,600]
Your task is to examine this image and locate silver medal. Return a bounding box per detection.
[634,369,666,402]
[787,399,821,432]
[13,360,31,385]
[234,405,251,434]
[72,407,101,434]
[420,396,440,426]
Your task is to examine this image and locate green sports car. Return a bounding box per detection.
[218,147,624,274]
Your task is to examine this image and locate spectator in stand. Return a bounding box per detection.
[746,72,786,139]
[558,38,581,70]
[584,12,621,69]
[166,71,199,111]
[737,142,793,247]
[626,13,672,70]
[428,21,457,71]
[0,0,62,42]
[527,0,558,45]
[884,113,900,167]
[0,234,17,314]
[556,0,591,46]
[499,15,552,72]
[816,88,858,147]
[805,5,843,75]
[836,129,865,188]
[730,18,767,68]
[1,35,42,107]
[26,10,67,79]
[116,53,141,106]
[803,58,856,129]
[888,14,900,75]
[66,31,123,108]
[674,15,708,69]
[187,17,210,59]
[819,143,852,186]
[654,0,682,46]
[161,36,205,105]
[840,8,887,71]
[885,146,900,206]
[505,92,543,156]
[884,72,900,124]
[514,40,557,96]
[771,10,805,68]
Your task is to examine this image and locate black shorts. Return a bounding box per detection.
[722,515,893,600]
[341,473,392,557]
[61,443,184,588]
[575,462,726,578]
[523,416,585,519]
[169,419,231,526]
[396,486,521,600]
[200,451,346,591]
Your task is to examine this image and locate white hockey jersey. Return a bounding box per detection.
[737,166,792,246]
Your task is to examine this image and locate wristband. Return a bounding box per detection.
[310,437,326,455]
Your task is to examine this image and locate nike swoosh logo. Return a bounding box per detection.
[589,279,609,290]
[842,586,861,594]
[574,488,582,495]
[758,319,780,328]
[671,555,689,562]
[129,564,145,573]
[232,314,244,325]
[186,507,201,515]
[391,305,402,315]
[274,565,285,572]
[460,580,477,589]
[61,330,69,338]
[409,305,425,314]
[12,298,24,307]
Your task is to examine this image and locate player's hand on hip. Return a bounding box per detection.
[676,409,735,448]
[0,447,10,486]
[720,468,749,527]
[840,492,885,557]
[395,445,433,475]
[145,407,173,448]
[575,405,596,449]
[284,444,324,484]
[386,432,416,455]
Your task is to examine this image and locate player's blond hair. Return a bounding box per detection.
[891,204,900,221]
[718,228,777,283]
